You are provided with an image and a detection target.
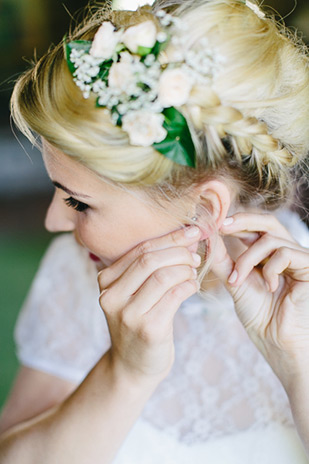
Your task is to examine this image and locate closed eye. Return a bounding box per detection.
[64,197,89,212]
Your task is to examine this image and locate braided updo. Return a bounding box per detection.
[11,0,309,210]
[167,0,309,208]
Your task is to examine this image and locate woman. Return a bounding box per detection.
[1,0,309,462]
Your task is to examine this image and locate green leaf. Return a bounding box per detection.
[98,59,113,83]
[137,45,153,56]
[136,82,151,92]
[112,107,122,126]
[153,107,196,168]
[65,40,92,75]
[96,97,103,108]
[151,38,169,58]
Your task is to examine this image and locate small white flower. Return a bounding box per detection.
[90,22,123,59]
[92,80,106,94]
[98,95,109,106]
[157,31,167,43]
[246,1,265,19]
[108,52,136,92]
[144,54,156,66]
[122,20,157,54]
[156,10,166,19]
[122,111,167,146]
[165,45,184,63]
[118,103,129,115]
[158,67,193,107]
[160,13,174,27]
[130,100,142,111]
[111,112,119,124]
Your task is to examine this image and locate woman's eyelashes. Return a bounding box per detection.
[64,196,89,212]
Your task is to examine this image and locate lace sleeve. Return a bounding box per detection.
[14,234,111,384]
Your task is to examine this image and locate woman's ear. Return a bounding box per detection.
[194,180,231,239]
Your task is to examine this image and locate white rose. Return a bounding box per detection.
[122,20,157,54]
[158,67,193,107]
[90,22,122,59]
[164,44,184,64]
[108,52,135,91]
[122,111,167,146]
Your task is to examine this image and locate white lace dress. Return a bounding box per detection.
[14,210,309,463]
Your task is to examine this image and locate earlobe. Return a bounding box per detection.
[194,180,231,239]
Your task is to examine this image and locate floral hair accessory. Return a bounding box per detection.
[65,10,222,168]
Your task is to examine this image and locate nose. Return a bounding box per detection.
[45,190,76,233]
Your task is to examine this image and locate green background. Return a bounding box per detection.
[0,232,51,406]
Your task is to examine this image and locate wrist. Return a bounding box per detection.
[282,369,309,456]
[285,367,309,401]
[100,350,165,400]
[251,335,309,395]
[270,349,309,399]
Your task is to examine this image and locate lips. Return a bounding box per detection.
[73,234,101,263]
[89,252,101,262]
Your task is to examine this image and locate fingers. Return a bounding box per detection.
[110,280,199,344]
[100,258,199,316]
[212,211,309,294]
[102,247,200,308]
[208,233,236,290]
[218,211,308,290]
[97,227,202,381]
[220,212,295,242]
[98,225,201,289]
[98,225,202,319]
[227,234,308,289]
[223,231,261,247]
[140,280,199,340]
[262,247,309,292]
[108,265,199,324]
[130,265,198,316]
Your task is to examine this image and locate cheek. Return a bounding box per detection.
[75,214,130,263]
[75,207,178,265]
[75,215,100,250]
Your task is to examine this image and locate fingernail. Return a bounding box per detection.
[223,217,234,226]
[192,253,201,265]
[228,270,238,284]
[192,268,197,277]
[185,226,200,238]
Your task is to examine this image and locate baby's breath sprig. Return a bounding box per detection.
[65,10,223,168]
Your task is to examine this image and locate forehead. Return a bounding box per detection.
[42,140,110,194]
[42,140,85,176]
[41,140,154,206]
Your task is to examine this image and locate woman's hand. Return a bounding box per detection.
[210,212,309,390]
[97,226,201,384]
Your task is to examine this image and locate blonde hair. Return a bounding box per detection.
[11,0,309,212]
[10,0,309,276]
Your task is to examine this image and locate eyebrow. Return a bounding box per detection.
[52,181,91,199]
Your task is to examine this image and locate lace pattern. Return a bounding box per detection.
[14,234,110,383]
[142,293,293,444]
[14,210,309,449]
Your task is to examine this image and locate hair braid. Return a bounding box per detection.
[186,83,297,202]
[11,0,309,211]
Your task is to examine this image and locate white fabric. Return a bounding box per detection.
[14,209,309,463]
[15,234,110,384]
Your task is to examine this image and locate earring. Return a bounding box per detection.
[192,216,198,222]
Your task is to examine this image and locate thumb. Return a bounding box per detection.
[209,234,236,293]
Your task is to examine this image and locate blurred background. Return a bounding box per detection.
[1,0,309,407]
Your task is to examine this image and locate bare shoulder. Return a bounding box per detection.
[0,366,77,435]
